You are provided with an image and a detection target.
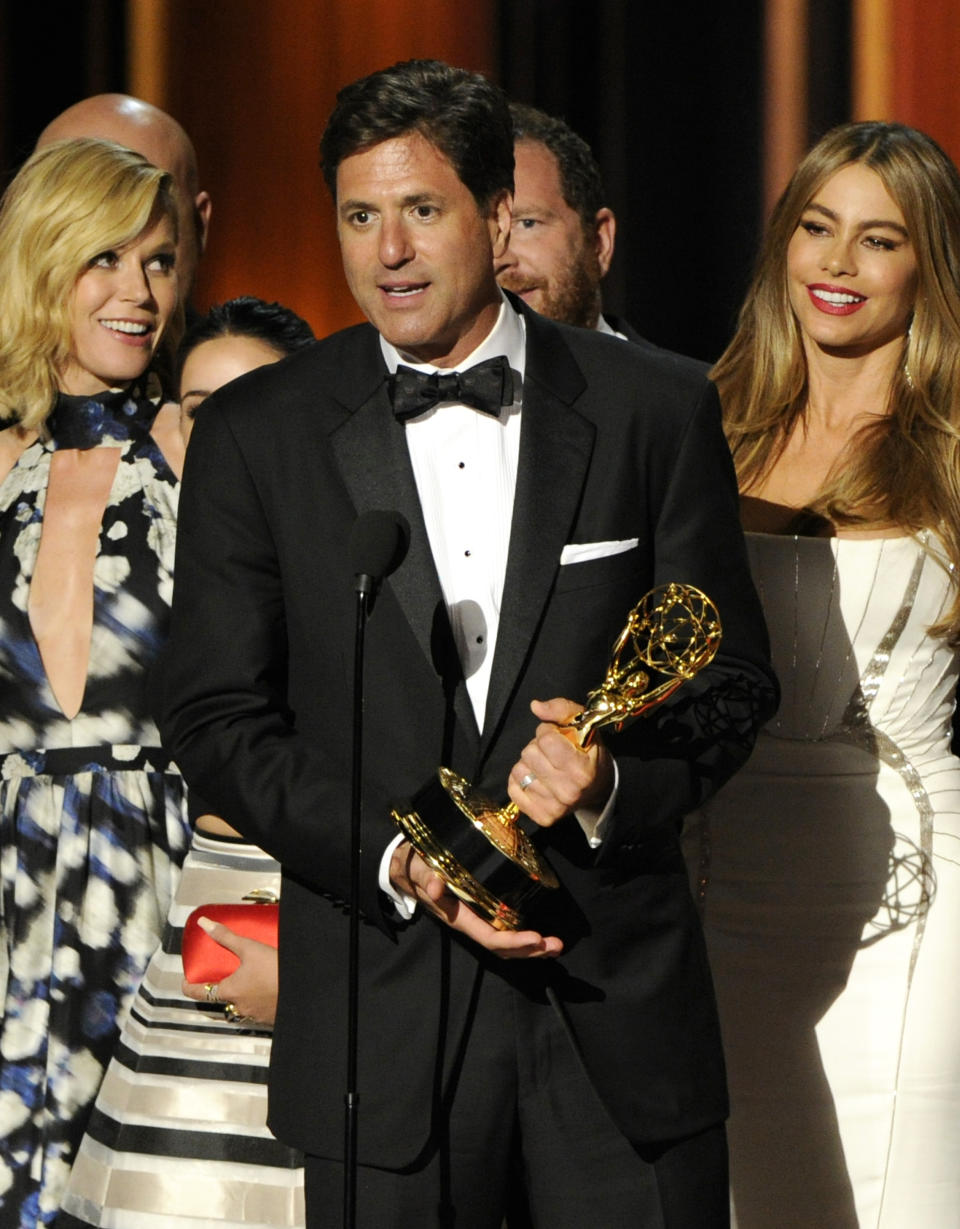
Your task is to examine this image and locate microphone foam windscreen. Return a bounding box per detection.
[349,510,410,582]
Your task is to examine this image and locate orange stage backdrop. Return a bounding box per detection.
[765,0,960,218]
[124,2,960,335]
[127,0,496,337]
[853,0,960,165]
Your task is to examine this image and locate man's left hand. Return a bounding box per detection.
[506,697,614,826]
[389,841,563,958]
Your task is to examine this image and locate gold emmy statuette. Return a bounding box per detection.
[391,582,722,930]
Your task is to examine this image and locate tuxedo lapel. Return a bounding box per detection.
[480,311,595,753]
[328,331,479,745]
[325,315,595,758]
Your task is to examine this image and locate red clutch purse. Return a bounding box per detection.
[181,894,279,983]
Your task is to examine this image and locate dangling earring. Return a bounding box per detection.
[903,316,915,390]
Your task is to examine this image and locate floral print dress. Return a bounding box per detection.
[0,391,191,1227]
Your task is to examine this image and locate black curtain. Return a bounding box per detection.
[0,0,127,186]
[807,0,851,145]
[1,0,851,363]
[500,0,847,363]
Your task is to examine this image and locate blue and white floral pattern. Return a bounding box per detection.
[0,391,190,1226]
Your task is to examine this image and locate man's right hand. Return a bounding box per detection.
[389,840,563,959]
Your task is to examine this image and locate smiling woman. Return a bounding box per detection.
[60,222,178,397]
[60,297,315,1229]
[0,138,190,1225]
[785,163,918,362]
[683,122,960,1227]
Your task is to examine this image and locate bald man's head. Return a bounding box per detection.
[38,94,211,297]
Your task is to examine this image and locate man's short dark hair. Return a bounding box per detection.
[320,59,514,209]
[510,102,606,233]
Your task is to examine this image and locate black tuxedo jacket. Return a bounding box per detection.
[601,311,657,349]
[160,302,777,1166]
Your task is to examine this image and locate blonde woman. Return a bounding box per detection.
[62,298,315,1229]
[684,122,960,1227]
[0,139,189,1223]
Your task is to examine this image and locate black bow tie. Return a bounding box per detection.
[389,356,515,422]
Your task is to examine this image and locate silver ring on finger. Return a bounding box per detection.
[203,981,220,1003]
[520,772,536,791]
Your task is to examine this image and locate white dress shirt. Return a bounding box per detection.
[380,297,525,724]
[378,296,613,914]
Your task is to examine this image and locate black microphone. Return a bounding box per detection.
[349,510,410,600]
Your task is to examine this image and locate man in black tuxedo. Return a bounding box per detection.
[161,59,776,1228]
[496,102,650,343]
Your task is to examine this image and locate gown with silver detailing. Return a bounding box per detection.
[683,531,960,1228]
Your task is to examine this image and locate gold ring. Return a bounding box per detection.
[203,981,220,1003]
[223,1002,240,1022]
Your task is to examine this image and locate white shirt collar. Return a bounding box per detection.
[596,312,626,340]
[379,293,526,379]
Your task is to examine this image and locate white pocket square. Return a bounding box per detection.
[559,538,639,565]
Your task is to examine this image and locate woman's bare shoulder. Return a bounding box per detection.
[0,423,37,485]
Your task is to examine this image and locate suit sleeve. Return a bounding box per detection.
[158,400,398,927]
[599,376,779,854]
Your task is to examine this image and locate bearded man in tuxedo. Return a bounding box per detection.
[496,101,647,342]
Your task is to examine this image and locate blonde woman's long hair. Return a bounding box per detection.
[0,138,180,431]
[714,120,960,641]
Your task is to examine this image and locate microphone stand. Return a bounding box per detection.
[345,579,370,1229]
[342,510,408,1228]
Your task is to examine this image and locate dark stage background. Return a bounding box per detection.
[0,0,898,365]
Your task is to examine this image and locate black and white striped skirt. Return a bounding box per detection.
[59,829,305,1227]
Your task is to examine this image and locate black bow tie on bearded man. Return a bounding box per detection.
[389,356,516,422]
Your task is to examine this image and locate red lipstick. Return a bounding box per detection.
[806,283,867,316]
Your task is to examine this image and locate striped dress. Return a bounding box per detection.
[59,829,305,1227]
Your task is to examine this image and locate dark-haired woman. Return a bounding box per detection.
[176,295,316,445]
[61,298,314,1229]
[683,122,960,1226]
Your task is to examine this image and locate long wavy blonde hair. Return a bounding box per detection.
[714,121,960,640]
[0,138,179,430]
